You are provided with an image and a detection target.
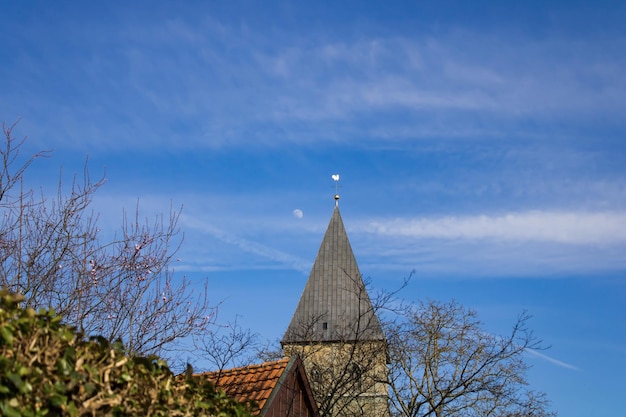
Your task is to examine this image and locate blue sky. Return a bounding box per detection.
[1,1,625,415]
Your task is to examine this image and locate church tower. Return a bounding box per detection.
[282,193,389,417]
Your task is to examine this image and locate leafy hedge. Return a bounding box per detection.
[0,289,252,416]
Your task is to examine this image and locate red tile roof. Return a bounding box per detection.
[199,358,292,414]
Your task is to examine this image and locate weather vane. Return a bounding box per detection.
[331,174,340,206]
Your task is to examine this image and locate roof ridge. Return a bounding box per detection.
[199,357,290,378]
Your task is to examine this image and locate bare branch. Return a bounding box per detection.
[0,120,215,361]
[193,315,261,379]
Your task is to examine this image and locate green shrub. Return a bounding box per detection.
[0,289,252,416]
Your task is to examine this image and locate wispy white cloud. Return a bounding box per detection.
[253,33,626,124]
[525,348,580,371]
[180,214,312,273]
[360,211,626,245]
[3,8,625,152]
[87,187,626,278]
[348,209,626,278]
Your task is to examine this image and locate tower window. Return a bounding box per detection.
[322,322,328,330]
[310,365,322,383]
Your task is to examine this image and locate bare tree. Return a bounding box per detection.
[386,299,556,417]
[0,120,214,358]
[193,315,261,379]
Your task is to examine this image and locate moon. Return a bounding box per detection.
[292,209,304,219]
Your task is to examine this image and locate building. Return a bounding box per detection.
[200,356,319,417]
[281,196,389,417]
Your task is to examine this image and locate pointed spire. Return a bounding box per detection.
[282,205,385,344]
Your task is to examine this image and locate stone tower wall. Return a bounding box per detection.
[284,340,389,417]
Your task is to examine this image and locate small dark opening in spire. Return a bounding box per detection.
[322,322,328,330]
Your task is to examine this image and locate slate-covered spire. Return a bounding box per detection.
[282,205,385,344]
